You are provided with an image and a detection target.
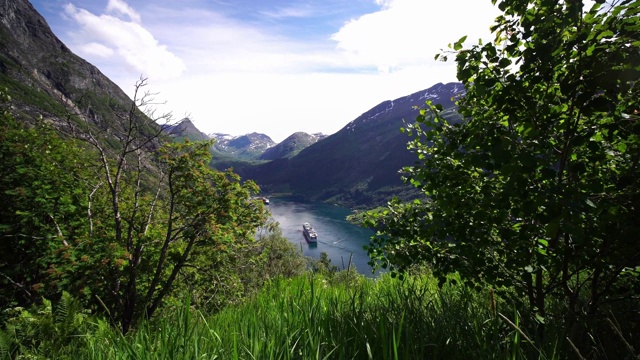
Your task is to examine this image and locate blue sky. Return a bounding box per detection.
[31,0,499,142]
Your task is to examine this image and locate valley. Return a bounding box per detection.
[166,83,464,209]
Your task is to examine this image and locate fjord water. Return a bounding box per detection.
[262,197,380,277]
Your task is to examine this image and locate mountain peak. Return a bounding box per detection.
[259,131,327,160]
[1,0,68,54]
[211,132,275,160]
[345,82,464,133]
[162,117,209,141]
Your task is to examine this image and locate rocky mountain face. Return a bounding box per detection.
[0,0,140,134]
[234,82,464,208]
[210,132,276,160]
[163,118,210,142]
[260,132,326,160]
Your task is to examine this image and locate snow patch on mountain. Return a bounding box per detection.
[210,132,275,159]
[344,82,465,133]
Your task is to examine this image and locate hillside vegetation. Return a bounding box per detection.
[363,0,640,357]
[2,271,588,359]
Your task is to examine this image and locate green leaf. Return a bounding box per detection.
[597,30,614,40]
[453,35,467,51]
[616,142,628,153]
[498,58,511,68]
[545,219,561,238]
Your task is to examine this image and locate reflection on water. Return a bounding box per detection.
[262,197,381,277]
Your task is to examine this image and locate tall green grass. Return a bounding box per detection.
[2,272,565,359]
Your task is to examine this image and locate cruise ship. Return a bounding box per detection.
[302,222,318,243]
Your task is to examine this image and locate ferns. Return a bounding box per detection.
[0,329,10,360]
[0,292,93,359]
[54,292,85,337]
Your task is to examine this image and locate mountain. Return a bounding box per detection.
[260,132,326,160]
[0,0,463,210]
[163,118,209,142]
[210,132,276,160]
[159,116,323,163]
[0,0,146,136]
[236,82,464,209]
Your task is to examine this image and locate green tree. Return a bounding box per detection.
[256,226,308,281]
[0,91,92,310]
[57,109,268,333]
[1,81,269,333]
[180,225,309,314]
[365,0,639,353]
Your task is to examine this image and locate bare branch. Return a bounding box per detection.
[48,214,68,247]
[0,271,32,298]
[88,181,103,237]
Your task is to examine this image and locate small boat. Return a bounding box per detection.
[302,222,318,242]
[262,197,270,205]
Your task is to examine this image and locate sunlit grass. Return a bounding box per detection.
[17,272,560,360]
[8,268,608,359]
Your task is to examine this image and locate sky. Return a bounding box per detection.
[30,0,500,142]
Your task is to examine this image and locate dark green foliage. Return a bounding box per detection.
[167,225,308,315]
[364,0,640,357]
[1,292,92,359]
[0,93,92,311]
[1,273,579,359]
[312,252,339,275]
[256,227,308,280]
[0,84,272,333]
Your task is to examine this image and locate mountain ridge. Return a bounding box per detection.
[232,82,464,208]
[260,132,327,160]
[163,118,210,142]
[0,0,137,131]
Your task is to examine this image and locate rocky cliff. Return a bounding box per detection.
[0,0,146,133]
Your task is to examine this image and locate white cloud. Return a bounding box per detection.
[54,0,499,142]
[139,11,345,80]
[332,0,499,73]
[79,42,114,57]
[260,5,314,19]
[106,0,141,23]
[63,2,185,81]
[374,0,394,9]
